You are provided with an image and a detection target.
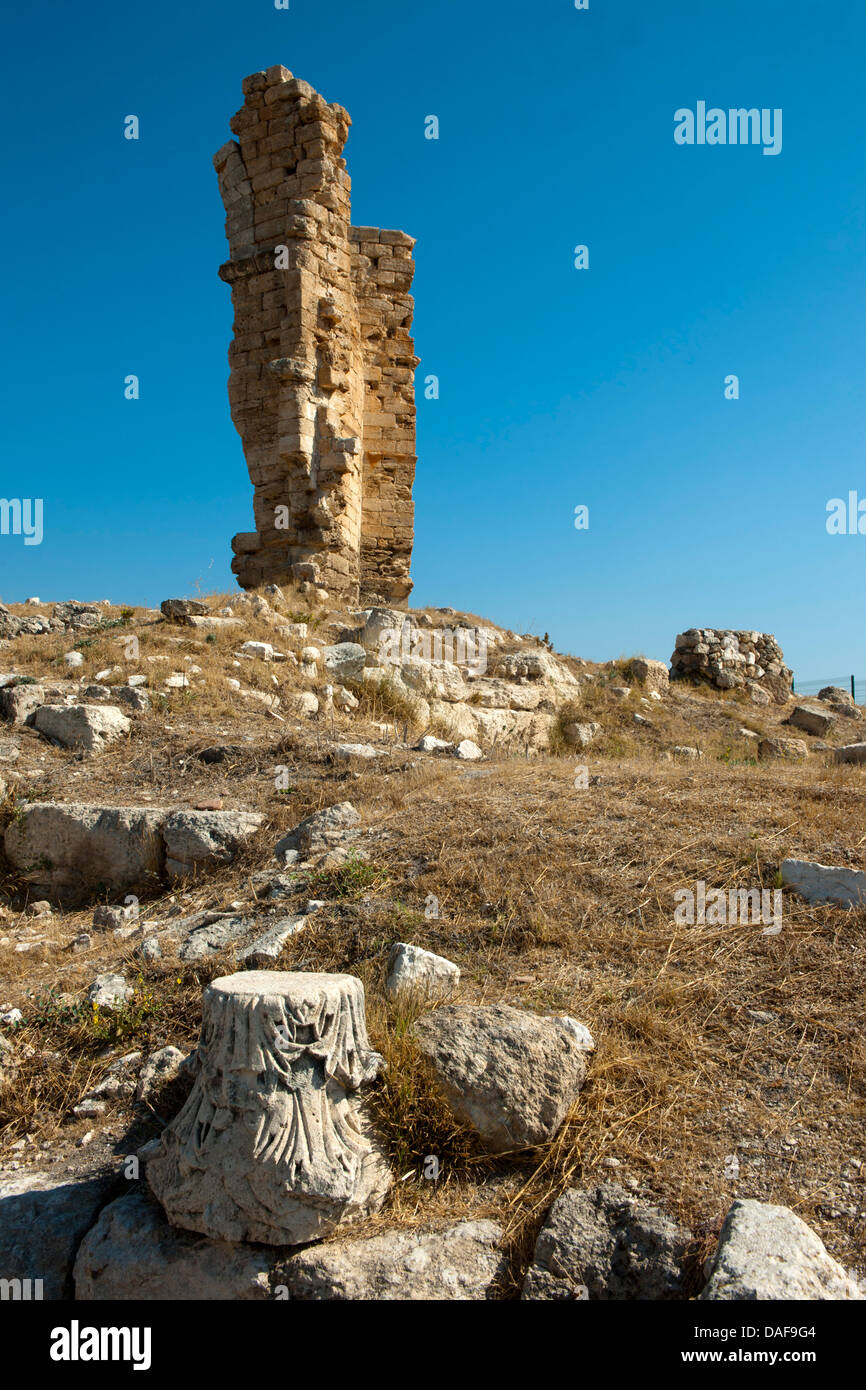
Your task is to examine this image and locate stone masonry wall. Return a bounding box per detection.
[214,66,418,605]
[670,629,793,704]
[350,227,417,605]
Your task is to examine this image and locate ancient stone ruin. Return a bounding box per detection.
[670,629,792,704]
[214,66,418,606]
[147,971,390,1245]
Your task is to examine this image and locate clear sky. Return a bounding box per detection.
[2,0,864,682]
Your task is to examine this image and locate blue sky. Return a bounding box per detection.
[2,0,864,680]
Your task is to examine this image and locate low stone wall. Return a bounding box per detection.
[670,629,792,704]
[3,804,262,906]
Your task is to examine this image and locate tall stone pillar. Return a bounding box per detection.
[215,66,419,606]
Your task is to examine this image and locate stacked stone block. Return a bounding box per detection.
[350,228,417,604]
[670,629,792,704]
[215,67,418,605]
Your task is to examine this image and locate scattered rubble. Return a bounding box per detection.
[385,943,460,1002]
[781,858,866,908]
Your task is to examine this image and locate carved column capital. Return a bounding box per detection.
[148,971,391,1245]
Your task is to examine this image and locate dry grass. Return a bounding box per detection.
[1,597,864,1293]
[350,672,425,734]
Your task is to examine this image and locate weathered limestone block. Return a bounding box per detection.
[747,681,772,706]
[492,650,578,692]
[471,706,557,752]
[28,704,131,753]
[136,1046,189,1106]
[114,684,151,712]
[147,971,391,1245]
[284,691,319,719]
[361,666,429,724]
[4,803,165,906]
[356,606,406,652]
[53,601,101,630]
[386,943,460,1002]
[815,689,861,719]
[758,736,809,761]
[629,658,670,696]
[161,598,209,621]
[284,1220,506,1300]
[427,699,479,743]
[3,803,263,905]
[274,801,360,859]
[175,913,255,964]
[562,720,600,749]
[333,742,384,761]
[466,677,541,711]
[413,1004,588,1153]
[781,858,866,908]
[183,614,243,632]
[323,642,367,682]
[416,735,453,752]
[74,1189,280,1301]
[0,684,47,724]
[818,685,855,707]
[700,1199,863,1300]
[400,658,468,703]
[787,705,835,737]
[162,809,263,881]
[88,973,134,1013]
[239,914,307,966]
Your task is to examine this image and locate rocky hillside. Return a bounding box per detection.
[0,586,864,1300]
